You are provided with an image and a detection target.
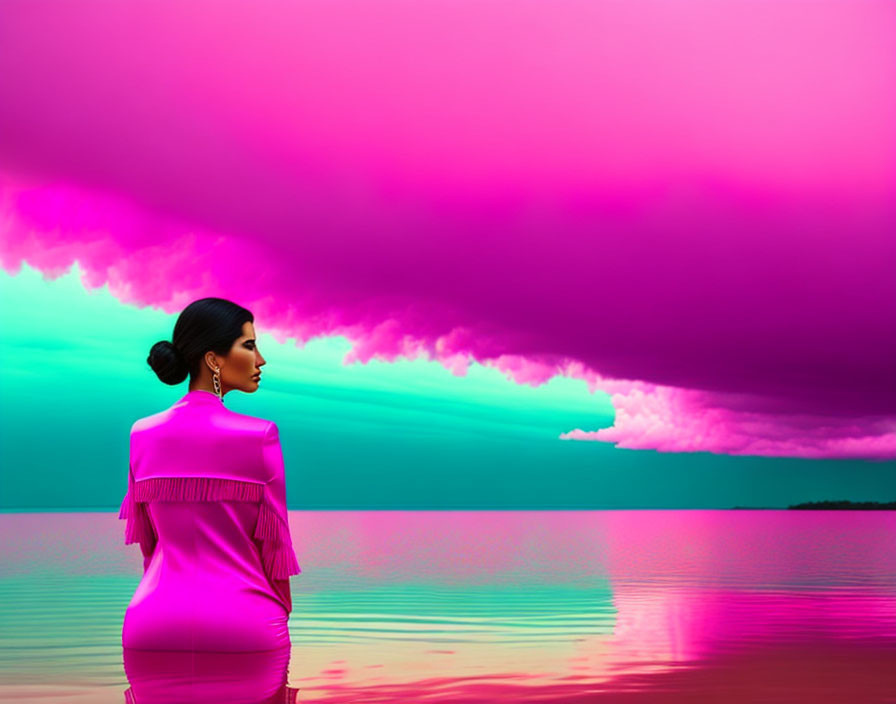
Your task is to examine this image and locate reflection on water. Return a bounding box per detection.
[0,510,894,703]
[122,646,297,704]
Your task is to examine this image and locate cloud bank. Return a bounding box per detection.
[1,0,894,459]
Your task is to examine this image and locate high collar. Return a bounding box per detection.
[177,389,224,406]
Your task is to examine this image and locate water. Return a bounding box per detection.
[1,510,894,702]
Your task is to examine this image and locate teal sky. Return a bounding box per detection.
[1,263,893,510]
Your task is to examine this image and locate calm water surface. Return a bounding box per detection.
[0,510,894,703]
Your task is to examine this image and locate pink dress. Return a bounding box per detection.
[122,646,298,703]
[119,389,301,652]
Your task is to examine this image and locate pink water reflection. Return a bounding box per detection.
[280,511,896,701]
[284,585,896,701]
[1,511,894,702]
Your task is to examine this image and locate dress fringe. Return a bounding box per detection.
[254,491,302,579]
[119,478,157,557]
[133,476,264,503]
[119,475,300,581]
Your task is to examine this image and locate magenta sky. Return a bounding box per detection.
[1,0,894,459]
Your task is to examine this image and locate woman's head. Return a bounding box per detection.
[147,297,266,395]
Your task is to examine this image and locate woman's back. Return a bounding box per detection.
[119,389,301,652]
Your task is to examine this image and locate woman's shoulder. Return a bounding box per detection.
[223,408,276,438]
[130,411,166,435]
[129,404,272,439]
[129,406,277,481]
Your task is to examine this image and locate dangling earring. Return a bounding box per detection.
[213,367,222,399]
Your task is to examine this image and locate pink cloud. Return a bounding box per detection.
[1,0,894,459]
[559,382,896,460]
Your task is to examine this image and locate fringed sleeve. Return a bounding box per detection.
[254,421,301,612]
[118,463,157,573]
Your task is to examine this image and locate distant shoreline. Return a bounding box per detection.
[734,501,896,510]
[786,500,896,510]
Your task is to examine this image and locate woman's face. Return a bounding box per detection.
[221,321,266,393]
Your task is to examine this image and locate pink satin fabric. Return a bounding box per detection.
[120,389,301,651]
[122,645,298,703]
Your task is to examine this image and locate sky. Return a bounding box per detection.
[1,262,892,511]
[0,0,894,509]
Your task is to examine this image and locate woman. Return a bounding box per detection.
[119,297,301,652]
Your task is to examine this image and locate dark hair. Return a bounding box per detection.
[147,297,254,385]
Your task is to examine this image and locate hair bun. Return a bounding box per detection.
[168,341,185,361]
[145,297,253,388]
[147,340,189,386]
